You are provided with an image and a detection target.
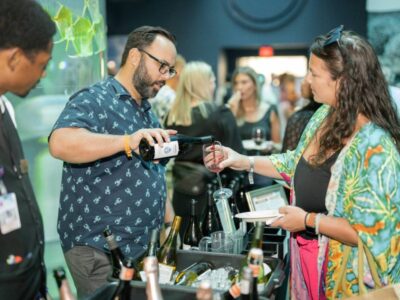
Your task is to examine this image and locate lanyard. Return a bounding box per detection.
[0,166,7,195]
[0,104,22,179]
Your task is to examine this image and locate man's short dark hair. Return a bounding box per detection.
[0,0,56,56]
[120,26,176,67]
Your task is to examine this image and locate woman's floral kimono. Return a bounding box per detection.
[269,105,400,299]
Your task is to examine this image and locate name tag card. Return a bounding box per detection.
[0,193,21,234]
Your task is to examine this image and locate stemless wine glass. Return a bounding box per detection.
[251,127,266,146]
[202,141,232,199]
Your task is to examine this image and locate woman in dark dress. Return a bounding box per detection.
[164,61,243,235]
[227,66,281,188]
[228,66,281,146]
[282,79,322,152]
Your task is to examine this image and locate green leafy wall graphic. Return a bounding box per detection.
[52,0,106,57]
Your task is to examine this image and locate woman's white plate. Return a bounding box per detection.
[235,210,283,224]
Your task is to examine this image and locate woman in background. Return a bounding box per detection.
[282,78,321,152]
[228,66,281,147]
[227,66,280,188]
[164,61,243,235]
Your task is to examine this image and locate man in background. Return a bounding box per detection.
[49,26,177,298]
[0,0,56,299]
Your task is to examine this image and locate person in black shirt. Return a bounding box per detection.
[0,1,55,299]
[164,61,243,235]
[282,79,321,152]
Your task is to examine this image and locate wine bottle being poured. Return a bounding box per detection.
[139,134,214,161]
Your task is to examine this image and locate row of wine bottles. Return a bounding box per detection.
[227,223,270,300]
[51,220,270,300]
[103,216,181,284]
[51,259,264,300]
[104,218,272,292]
[184,174,249,250]
[108,256,163,300]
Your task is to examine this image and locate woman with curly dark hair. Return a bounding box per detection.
[212,26,400,299]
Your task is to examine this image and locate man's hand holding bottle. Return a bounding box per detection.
[128,128,177,155]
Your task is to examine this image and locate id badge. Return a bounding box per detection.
[0,193,21,234]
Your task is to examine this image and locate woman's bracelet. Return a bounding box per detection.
[305,212,317,234]
[304,213,309,231]
[248,156,255,185]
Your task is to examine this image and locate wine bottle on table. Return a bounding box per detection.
[201,184,222,237]
[250,222,263,249]
[144,256,164,300]
[136,228,159,281]
[196,280,213,300]
[221,173,228,187]
[111,258,135,300]
[246,248,265,300]
[139,134,214,161]
[211,178,219,193]
[103,228,126,279]
[227,281,241,300]
[174,261,214,286]
[157,215,182,284]
[183,199,203,250]
[240,223,269,297]
[240,267,254,300]
[229,200,240,230]
[53,267,76,300]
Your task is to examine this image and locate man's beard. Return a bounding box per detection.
[132,58,165,99]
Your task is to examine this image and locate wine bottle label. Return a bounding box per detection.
[139,270,147,282]
[263,262,272,275]
[158,263,175,284]
[153,141,179,159]
[197,268,212,281]
[182,243,191,250]
[240,280,251,295]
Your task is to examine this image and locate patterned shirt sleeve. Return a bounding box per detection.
[52,89,104,133]
[340,127,400,280]
[268,150,296,184]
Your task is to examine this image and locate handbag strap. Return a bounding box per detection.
[358,238,382,294]
[332,244,352,298]
[332,237,382,298]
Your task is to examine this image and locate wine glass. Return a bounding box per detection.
[202,141,232,199]
[251,127,266,146]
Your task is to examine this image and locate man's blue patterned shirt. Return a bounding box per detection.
[51,77,167,257]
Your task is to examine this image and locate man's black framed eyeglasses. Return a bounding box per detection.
[323,24,344,47]
[138,49,177,78]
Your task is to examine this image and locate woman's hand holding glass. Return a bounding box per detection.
[211,146,251,172]
[202,141,233,197]
[202,141,225,173]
